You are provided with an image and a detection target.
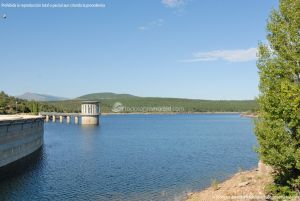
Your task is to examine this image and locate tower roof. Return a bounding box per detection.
[81,101,99,104]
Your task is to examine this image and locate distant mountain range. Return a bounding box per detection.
[16,92,138,102]
[16,91,255,103]
[17,92,68,102]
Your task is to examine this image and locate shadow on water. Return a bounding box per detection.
[0,146,45,181]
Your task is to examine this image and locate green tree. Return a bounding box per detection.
[255,0,300,196]
[0,93,7,114]
[30,101,39,115]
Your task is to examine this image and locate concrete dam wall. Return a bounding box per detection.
[0,115,44,168]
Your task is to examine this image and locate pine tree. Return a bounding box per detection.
[255,0,300,195]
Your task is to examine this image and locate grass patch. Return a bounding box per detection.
[211,178,219,191]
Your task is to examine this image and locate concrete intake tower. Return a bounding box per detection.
[81,101,100,125]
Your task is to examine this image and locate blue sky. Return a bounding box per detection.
[0,0,278,100]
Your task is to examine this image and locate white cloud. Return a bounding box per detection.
[161,0,185,7]
[181,48,258,63]
[138,19,164,31]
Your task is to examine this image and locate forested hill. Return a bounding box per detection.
[45,97,258,113]
[77,92,138,100]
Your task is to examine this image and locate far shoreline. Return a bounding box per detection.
[101,112,245,115]
[101,112,258,118]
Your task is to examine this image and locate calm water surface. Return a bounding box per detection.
[0,114,258,201]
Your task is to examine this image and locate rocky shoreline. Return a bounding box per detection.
[186,161,273,201]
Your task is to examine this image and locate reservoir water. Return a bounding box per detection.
[0,114,258,201]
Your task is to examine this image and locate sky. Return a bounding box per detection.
[0,0,278,100]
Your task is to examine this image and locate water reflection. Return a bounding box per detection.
[0,146,45,181]
[79,125,102,153]
[80,124,100,134]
